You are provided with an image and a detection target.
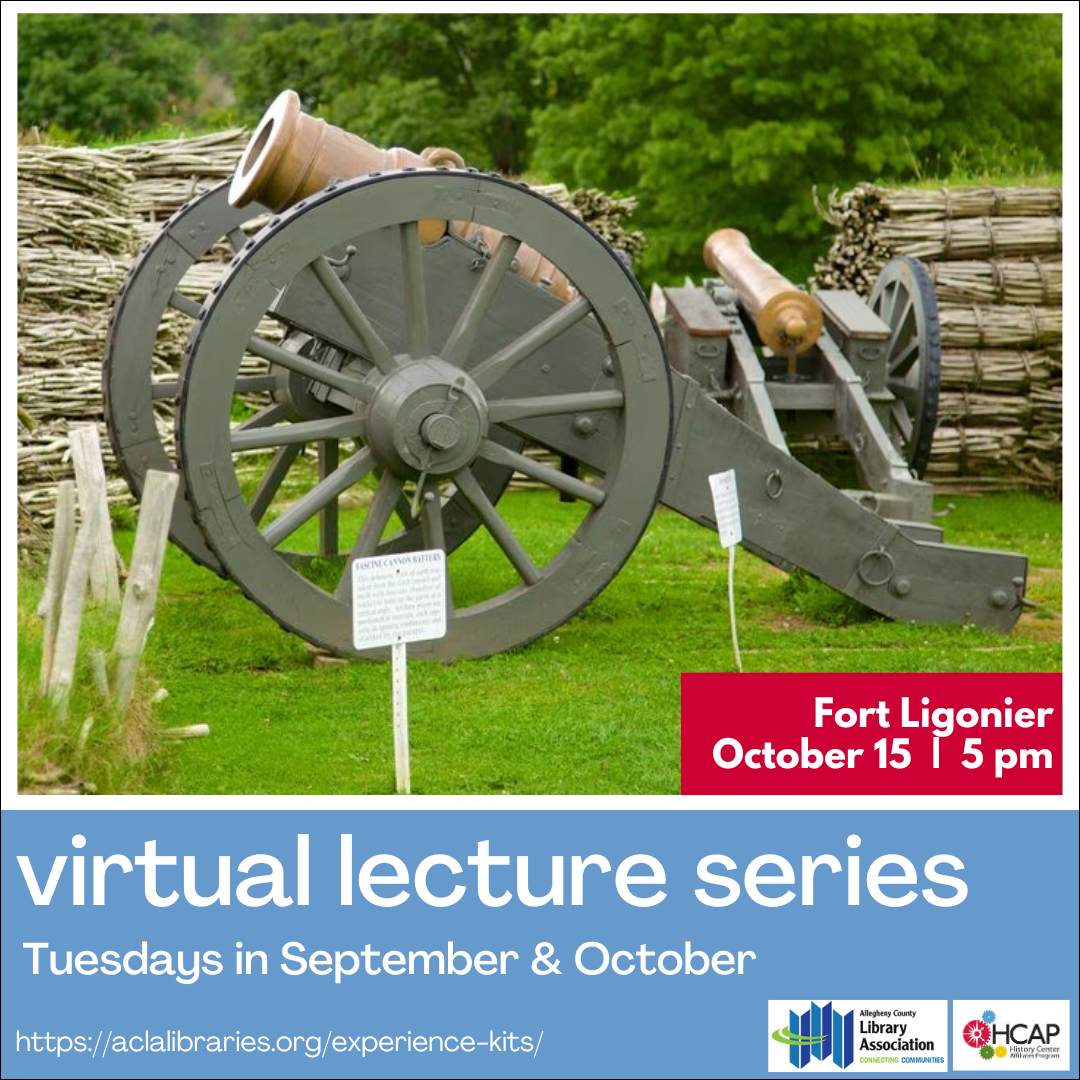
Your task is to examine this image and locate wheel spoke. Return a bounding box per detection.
[441,235,521,366]
[420,489,456,617]
[151,380,180,400]
[400,221,430,357]
[470,296,592,392]
[419,487,447,550]
[890,399,914,442]
[245,332,373,403]
[334,470,405,598]
[226,226,249,253]
[319,440,340,557]
[154,377,278,404]
[169,291,202,318]
[248,443,304,525]
[236,401,292,432]
[394,488,417,530]
[879,282,899,328]
[234,374,279,394]
[488,388,624,424]
[454,466,541,585]
[888,336,921,380]
[478,438,605,506]
[885,297,915,365]
[312,256,397,375]
[231,414,359,451]
[262,447,375,548]
[892,383,919,406]
[355,470,404,558]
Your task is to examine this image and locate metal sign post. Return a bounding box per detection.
[352,550,447,794]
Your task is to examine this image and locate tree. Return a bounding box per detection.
[529,13,1062,282]
[234,14,551,174]
[18,14,197,139]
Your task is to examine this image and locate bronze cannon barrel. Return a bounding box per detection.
[703,228,822,355]
[230,90,574,301]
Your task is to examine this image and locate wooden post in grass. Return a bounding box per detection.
[48,500,100,720]
[160,724,210,739]
[69,423,119,607]
[111,470,179,717]
[88,649,111,705]
[38,480,77,694]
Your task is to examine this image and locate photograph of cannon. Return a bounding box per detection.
[104,91,1027,663]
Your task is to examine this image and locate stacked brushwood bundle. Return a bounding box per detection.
[111,129,249,239]
[813,183,1063,494]
[530,184,646,263]
[17,135,250,526]
[18,146,139,525]
[17,146,139,255]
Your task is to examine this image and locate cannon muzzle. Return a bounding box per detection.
[230,90,574,300]
[703,228,822,354]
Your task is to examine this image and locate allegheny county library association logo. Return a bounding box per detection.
[953,1001,1070,1071]
[768,1000,947,1073]
[772,1001,855,1069]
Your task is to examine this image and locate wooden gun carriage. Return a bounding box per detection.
[104,91,1027,659]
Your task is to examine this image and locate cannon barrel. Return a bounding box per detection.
[703,228,823,355]
[230,90,574,300]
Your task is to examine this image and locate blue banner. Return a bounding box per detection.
[4,810,1077,1078]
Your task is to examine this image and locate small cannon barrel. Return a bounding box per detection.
[703,228,822,355]
[230,90,574,300]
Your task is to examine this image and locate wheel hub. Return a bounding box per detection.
[365,357,488,478]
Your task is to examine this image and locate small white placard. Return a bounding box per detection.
[352,550,447,650]
[708,470,742,548]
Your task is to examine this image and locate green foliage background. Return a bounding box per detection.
[18,12,1062,280]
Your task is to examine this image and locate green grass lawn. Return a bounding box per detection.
[18,490,1061,796]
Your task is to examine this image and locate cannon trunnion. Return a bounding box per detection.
[104,93,1027,659]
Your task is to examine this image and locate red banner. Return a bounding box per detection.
[681,673,1062,795]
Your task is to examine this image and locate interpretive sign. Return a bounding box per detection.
[351,550,447,795]
[351,551,447,650]
[708,469,742,548]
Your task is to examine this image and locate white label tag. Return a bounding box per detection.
[708,470,742,548]
[352,550,447,650]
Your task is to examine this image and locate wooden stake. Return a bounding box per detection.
[160,724,210,739]
[69,423,119,607]
[111,470,179,716]
[77,716,95,750]
[48,501,99,720]
[88,648,111,705]
[38,480,77,694]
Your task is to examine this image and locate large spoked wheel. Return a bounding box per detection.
[104,182,271,570]
[104,182,511,572]
[177,170,671,660]
[868,256,941,477]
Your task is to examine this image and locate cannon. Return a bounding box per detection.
[104,91,1027,661]
[659,229,939,523]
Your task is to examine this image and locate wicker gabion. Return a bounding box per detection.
[813,183,1063,494]
[17,134,252,526]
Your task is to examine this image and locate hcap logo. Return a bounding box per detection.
[962,1006,1062,1063]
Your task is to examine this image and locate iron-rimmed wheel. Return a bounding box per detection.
[104,182,512,572]
[177,170,671,659]
[104,182,270,570]
[868,255,941,477]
